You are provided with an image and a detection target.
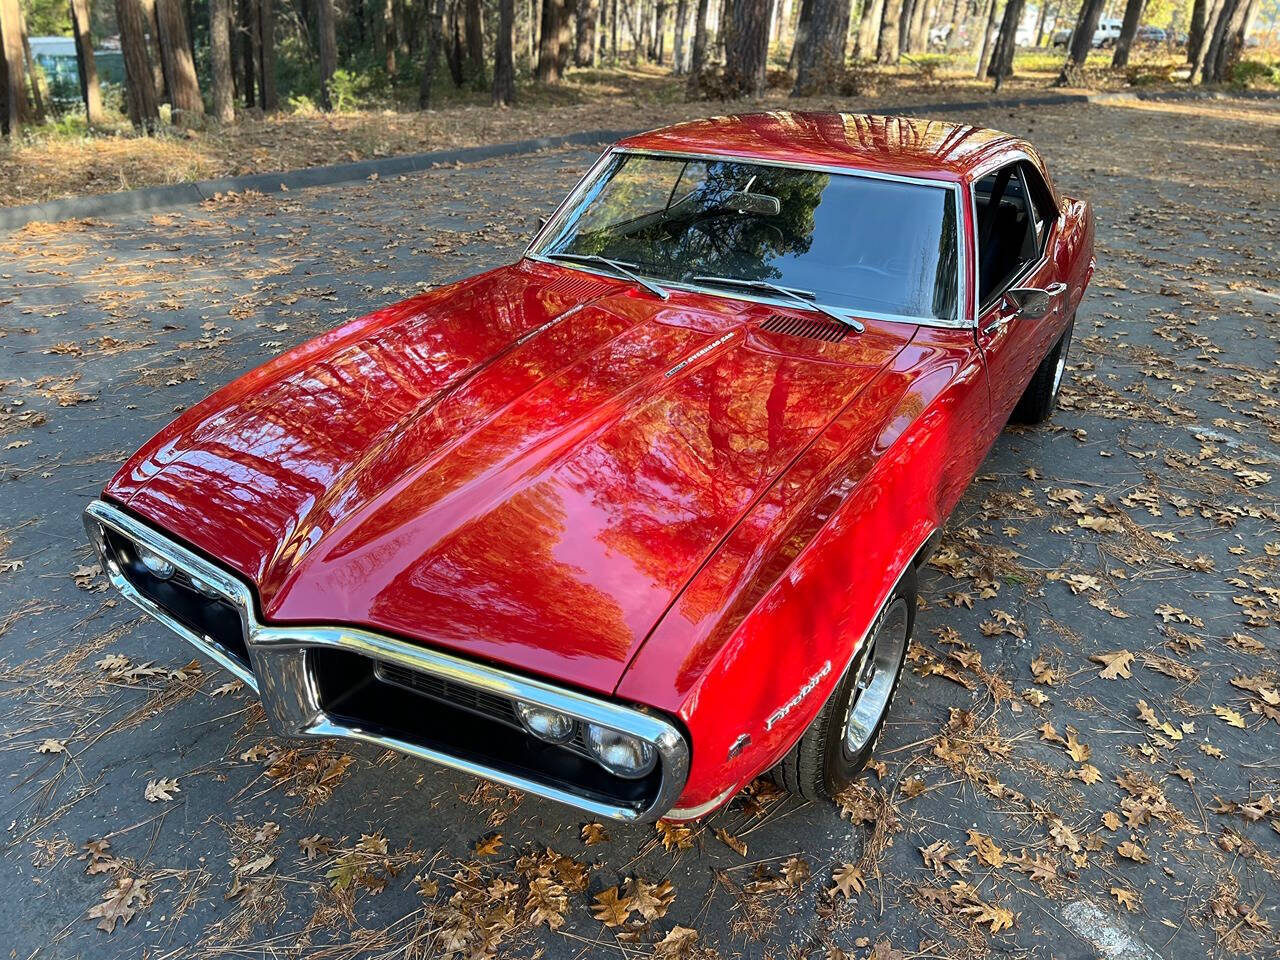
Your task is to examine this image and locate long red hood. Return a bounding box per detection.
[107,261,915,694]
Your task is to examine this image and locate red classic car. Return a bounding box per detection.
[85,113,1093,823]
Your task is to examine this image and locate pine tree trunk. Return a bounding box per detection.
[420,0,443,103]
[210,0,235,121]
[788,0,811,68]
[139,0,166,99]
[791,0,850,93]
[239,0,256,107]
[905,0,928,51]
[723,0,770,96]
[257,0,275,108]
[115,0,160,129]
[576,0,598,63]
[652,0,668,61]
[1201,0,1248,82]
[875,0,902,62]
[855,0,884,57]
[1056,0,1103,83]
[973,0,998,76]
[671,0,687,70]
[14,4,45,122]
[316,0,337,107]
[69,0,104,125]
[464,0,484,78]
[986,0,1023,85]
[0,0,31,136]
[494,0,515,100]
[154,0,203,124]
[687,0,709,87]
[537,0,561,79]
[556,0,575,69]
[1109,0,1143,67]
[1186,0,1207,62]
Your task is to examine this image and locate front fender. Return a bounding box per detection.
[619,327,991,813]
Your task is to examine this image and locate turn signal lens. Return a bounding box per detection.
[584,723,656,778]
[515,701,575,743]
[138,547,175,580]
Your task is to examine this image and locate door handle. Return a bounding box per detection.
[982,315,1010,336]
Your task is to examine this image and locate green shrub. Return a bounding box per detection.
[1230,59,1279,88]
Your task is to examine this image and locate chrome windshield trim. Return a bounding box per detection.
[526,145,971,330]
[83,499,690,824]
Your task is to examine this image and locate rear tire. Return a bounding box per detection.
[775,569,916,801]
[1011,315,1074,425]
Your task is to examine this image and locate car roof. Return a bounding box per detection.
[615,112,1031,182]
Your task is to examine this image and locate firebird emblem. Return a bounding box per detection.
[765,660,832,731]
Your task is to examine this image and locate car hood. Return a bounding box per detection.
[108,261,915,694]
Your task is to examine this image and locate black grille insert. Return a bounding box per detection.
[760,312,849,343]
[311,648,662,809]
[103,529,251,670]
[375,661,519,727]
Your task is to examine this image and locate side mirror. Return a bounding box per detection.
[533,216,548,234]
[1006,287,1052,320]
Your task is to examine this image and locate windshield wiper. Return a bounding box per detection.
[690,275,865,333]
[546,253,670,301]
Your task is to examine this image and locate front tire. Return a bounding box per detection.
[1011,315,1074,425]
[775,569,916,801]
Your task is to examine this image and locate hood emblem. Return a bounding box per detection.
[515,302,586,346]
[664,330,737,379]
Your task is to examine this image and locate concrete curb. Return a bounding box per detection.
[0,128,637,232]
[3,87,1276,233]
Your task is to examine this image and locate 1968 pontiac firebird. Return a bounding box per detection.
[85,113,1094,823]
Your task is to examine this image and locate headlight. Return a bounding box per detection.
[515,701,575,743]
[188,576,222,598]
[585,723,656,778]
[138,547,175,580]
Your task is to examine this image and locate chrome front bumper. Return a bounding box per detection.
[84,499,690,823]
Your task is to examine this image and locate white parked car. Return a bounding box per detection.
[1093,18,1123,47]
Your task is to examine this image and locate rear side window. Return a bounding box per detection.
[973,162,1056,307]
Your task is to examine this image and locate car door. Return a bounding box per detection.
[973,161,1064,433]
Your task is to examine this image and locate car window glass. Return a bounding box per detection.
[974,163,1038,306]
[538,153,961,322]
[1019,162,1056,255]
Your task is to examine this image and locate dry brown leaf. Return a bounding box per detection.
[144,777,180,802]
[714,827,746,856]
[591,886,634,927]
[829,863,865,898]
[966,829,1005,868]
[87,875,148,932]
[1091,650,1135,679]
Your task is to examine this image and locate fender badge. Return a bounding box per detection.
[765,660,832,732]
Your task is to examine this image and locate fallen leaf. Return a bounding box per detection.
[144,777,180,802]
[829,863,865,898]
[591,886,634,927]
[1091,650,1135,679]
[966,829,1005,868]
[87,875,147,932]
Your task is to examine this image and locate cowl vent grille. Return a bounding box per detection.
[760,313,849,343]
[544,274,616,300]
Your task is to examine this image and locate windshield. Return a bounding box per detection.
[531,152,961,322]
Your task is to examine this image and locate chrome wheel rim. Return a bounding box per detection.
[1051,350,1067,396]
[844,597,909,754]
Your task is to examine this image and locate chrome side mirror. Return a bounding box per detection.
[1006,287,1052,320]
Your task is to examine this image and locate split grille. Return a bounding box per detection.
[375,661,519,726]
[759,313,849,343]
